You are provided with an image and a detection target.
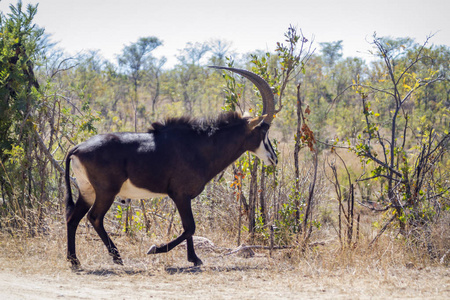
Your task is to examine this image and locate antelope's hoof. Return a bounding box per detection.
[194,259,203,266]
[67,256,81,270]
[147,245,157,254]
[113,257,123,265]
[190,257,203,266]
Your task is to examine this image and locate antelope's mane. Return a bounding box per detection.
[149,111,248,135]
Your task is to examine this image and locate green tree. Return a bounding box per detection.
[0,1,101,230]
[177,42,210,66]
[118,37,162,131]
[208,39,233,67]
[350,34,449,248]
[320,40,343,68]
[0,1,42,162]
[145,56,167,115]
[0,2,44,221]
[172,42,211,114]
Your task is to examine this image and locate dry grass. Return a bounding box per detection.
[0,209,449,299]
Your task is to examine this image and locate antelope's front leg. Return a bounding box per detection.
[147,198,202,266]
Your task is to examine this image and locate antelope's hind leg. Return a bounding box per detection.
[66,195,91,269]
[87,192,123,265]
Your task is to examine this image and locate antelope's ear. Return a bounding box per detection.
[247,115,267,130]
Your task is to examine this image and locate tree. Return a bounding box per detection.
[1,1,42,161]
[0,2,43,217]
[349,34,449,250]
[172,42,211,114]
[147,56,167,115]
[177,42,210,66]
[320,40,343,68]
[0,1,103,231]
[118,37,162,131]
[209,39,233,66]
[218,25,314,243]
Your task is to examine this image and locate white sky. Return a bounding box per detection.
[1,0,449,67]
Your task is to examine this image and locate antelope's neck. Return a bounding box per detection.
[204,130,246,181]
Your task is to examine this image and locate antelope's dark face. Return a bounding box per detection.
[254,129,277,166]
[247,118,278,166]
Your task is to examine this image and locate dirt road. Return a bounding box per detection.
[0,257,448,299]
[0,232,448,299]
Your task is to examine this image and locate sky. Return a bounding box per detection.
[1,0,449,68]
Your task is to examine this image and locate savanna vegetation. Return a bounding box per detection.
[1,0,449,279]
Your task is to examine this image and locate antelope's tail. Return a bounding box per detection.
[64,149,75,215]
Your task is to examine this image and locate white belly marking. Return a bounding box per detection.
[118,179,167,200]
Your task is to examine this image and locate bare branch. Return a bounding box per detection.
[358,84,396,97]
[50,57,78,79]
[360,151,403,178]
[400,77,444,104]
[54,94,84,115]
[357,200,391,212]
[395,34,434,87]
[33,127,77,187]
[368,215,397,247]
[356,174,402,183]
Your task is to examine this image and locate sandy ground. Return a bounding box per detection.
[0,228,448,299]
[0,251,449,300]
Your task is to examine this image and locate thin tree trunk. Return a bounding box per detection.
[140,199,150,233]
[303,151,318,237]
[294,84,302,228]
[133,78,138,132]
[248,159,258,241]
[151,74,160,115]
[259,165,266,226]
[347,184,354,246]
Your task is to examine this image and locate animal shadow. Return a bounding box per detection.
[165,265,265,275]
[73,267,151,277]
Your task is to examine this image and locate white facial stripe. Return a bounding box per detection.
[264,135,270,152]
[251,134,277,165]
[264,135,277,162]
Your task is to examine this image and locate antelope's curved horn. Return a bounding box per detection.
[210,66,275,125]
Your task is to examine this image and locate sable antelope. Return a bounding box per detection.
[64,67,277,268]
